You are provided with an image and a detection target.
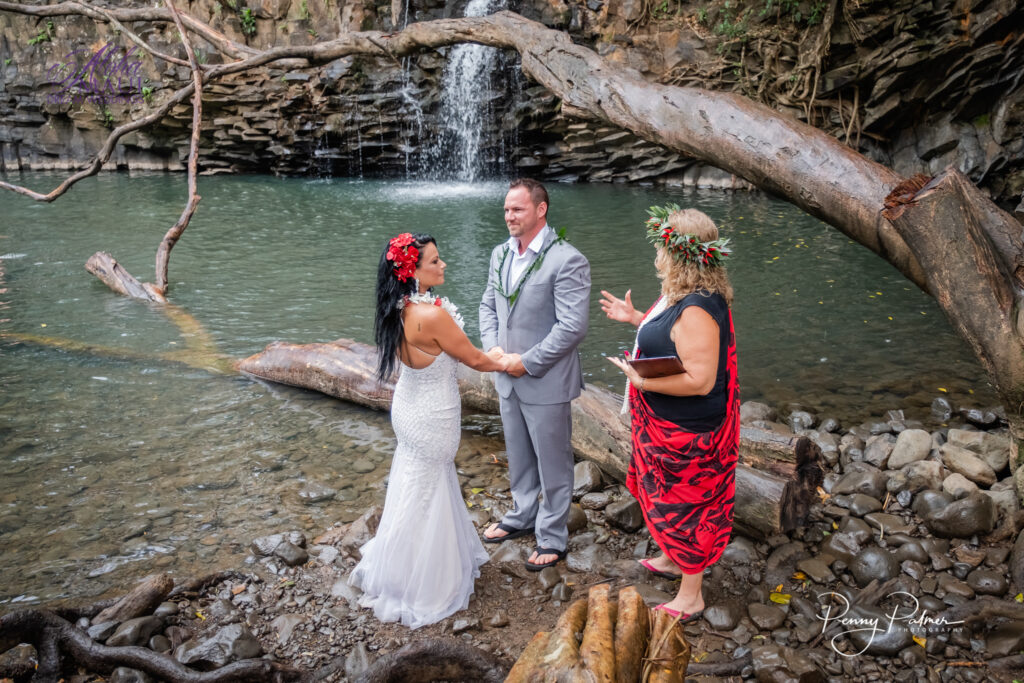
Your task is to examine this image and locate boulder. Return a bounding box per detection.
[174,624,262,669]
[887,429,932,469]
[923,493,995,538]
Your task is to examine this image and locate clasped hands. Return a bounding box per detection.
[486,347,527,377]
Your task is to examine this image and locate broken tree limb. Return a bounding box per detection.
[578,583,616,682]
[237,338,822,538]
[353,638,510,683]
[612,586,649,683]
[93,573,174,624]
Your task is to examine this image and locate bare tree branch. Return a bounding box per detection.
[71,0,191,67]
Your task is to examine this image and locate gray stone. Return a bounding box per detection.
[109,668,154,683]
[579,491,611,510]
[87,620,120,642]
[149,635,172,653]
[936,573,974,598]
[567,502,588,533]
[863,513,915,535]
[981,487,1019,521]
[270,614,305,645]
[490,543,525,565]
[820,417,841,433]
[351,458,376,473]
[750,644,823,681]
[796,558,835,584]
[820,532,861,564]
[833,470,887,499]
[537,566,562,590]
[986,621,1024,657]
[720,536,760,564]
[900,560,926,580]
[923,493,995,538]
[604,497,644,532]
[204,598,241,625]
[912,489,954,517]
[174,624,262,668]
[106,616,163,647]
[942,472,979,499]
[847,493,883,517]
[567,544,613,573]
[552,583,573,602]
[965,569,1008,596]
[153,601,179,618]
[273,540,308,566]
[931,397,954,421]
[809,430,840,466]
[341,506,382,559]
[894,541,928,564]
[345,642,370,679]
[788,410,817,431]
[864,433,897,468]
[702,604,738,630]
[298,480,336,503]
[847,605,914,655]
[838,517,873,544]
[330,577,363,606]
[572,461,603,497]
[740,401,777,423]
[452,617,480,634]
[748,603,787,630]
[948,428,1011,472]
[902,460,944,492]
[0,644,37,677]
[941,444,997,486]
[888,429,932,469]
[488,611,509,627]
[849,546,899,587]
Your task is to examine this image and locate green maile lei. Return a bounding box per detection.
[494,227,568,306]
[645,203,732,268]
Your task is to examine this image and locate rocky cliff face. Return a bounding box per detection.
[0,0,1021,207]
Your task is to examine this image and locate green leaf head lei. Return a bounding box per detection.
[644,204,732,269]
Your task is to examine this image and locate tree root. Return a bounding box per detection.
[938,597,1024,627]
[688,652,752,676]
[353,638,510,683]
[168,571,248,599]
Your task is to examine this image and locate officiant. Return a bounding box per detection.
[603,205,741,625]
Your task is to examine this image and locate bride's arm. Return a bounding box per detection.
[409,305,508,372]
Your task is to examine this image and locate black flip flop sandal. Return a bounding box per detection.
[524,546,567,571]
[483,522,533,544]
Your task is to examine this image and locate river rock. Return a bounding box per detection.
[452,617,480,634]
[298,480,337,503]
[894,541,928,563]
[940,444,996,486]
[567,502,588,533]
[832,469,887,499]
[537,566,562,590]
[748,603,787,630]
[864,433,897,468]
[330,577,362,606]
[902,460,944,492]
[106,616,163,647]
[153,601,179,618]
[966,569,1008,596]
[579,491,611,510]
[273,541,309,567]
[936,573,974,598]
[703,604,739,630]
[0,644,37,677]
[270,614,306,645]
[567,544,613,573]
[848,605,914,655]
[572,461,603,497]
[887,429,932,469]
[796,557,835,584]
[788,410,817,431]
[552,583,573,601]
[923,493,995,538]
[863,512,915,535]
[981,487,1019,521]
[488,611,509,627]
[149,635,172,653]
[174,624,262,668]
[820,532,862,564]
[351,459,376,473]
[341,506,382,559]
[931,397,954,421]
[741,401,777,423]
[720,536,760,564]
[912,489,953,517]
[846,493,882,517]
[838,517,872,544]
[986,621,1024,657]
[750,644,823,682]
[947,429,1011,472]
[109,668,153,683]
[849,546,899,587]
[250,531,306,556]
[88,620,120,642]
[808,430,840,466]
[345,642,371,678]
[942,472,979,498]
[604,497,644,532]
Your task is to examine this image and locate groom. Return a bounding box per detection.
[479,178,591,571]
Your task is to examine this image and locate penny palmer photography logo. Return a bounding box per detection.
[44,41,144,105]
[816,591,967,657]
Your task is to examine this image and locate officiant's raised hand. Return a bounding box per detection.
[600,289,643,326]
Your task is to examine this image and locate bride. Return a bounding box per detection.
[349,232,509,629]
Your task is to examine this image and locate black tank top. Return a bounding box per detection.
[635,290,729,432]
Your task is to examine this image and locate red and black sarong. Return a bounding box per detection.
[625,308,740,574]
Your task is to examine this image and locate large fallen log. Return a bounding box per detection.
[237,338,822,539]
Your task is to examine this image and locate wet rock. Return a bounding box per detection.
[942,473,979,498]
[572,461,603,497]
[947,429,1011,472]
[490,542,525,565]
[204,598,241,625]
[902,460,944,492]
[107,616,163,647]
[567,544,613,573]
[331,577,363,607]
[552,583,573,602]
[966,569,1008,596]
[748,603,787,630]
[864,433,897,468]
[270,614,305,645]
[940,444,996,486]
[959,406,1001,428]
[894,541,928,563]
[820,417,841,433]
[887,429,932,469]
[820,532,862,564]
[341,506,382,559]
[847,493,883,517]
[833,469,887,499]
[936,573,974,598]
[452,617,480,634]
[986,621,1024,657]
[488,611,509,628]
[863,513,915,535]
[900,560,926,580]
[273,541,308,567]
[149,635,171,653]
[579,491,611,510]
[567,503,588,533]
[931,397,954,421]
[604,497,644,532]
[250,531,306,556]
[982,487,1019,522]
[788,410,817,432]
[345,641,371,678]
[109,668,153,683]
[351,459,376,474]
[838,516,873,544]
[912,489,953,518]
[766,541,807,569]
[87,620,120,642]
[537,566,562,590]
[750,644,823,682]
[923,493,995,538]
[174,624,262,668]
[741,401,777,423]
[796,558,835,584]
[298,480,337,503]
[846,605,914,655]
[849,546,899,587]
[720,536,760,564]
[0,644,37,677]
[153,601,179,618]
[703,604,739,631]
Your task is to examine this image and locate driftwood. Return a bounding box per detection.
[94,573,174,624]
[353,638,510,682]
[238,338,822,539]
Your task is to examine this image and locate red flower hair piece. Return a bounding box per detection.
[386,233,420,282]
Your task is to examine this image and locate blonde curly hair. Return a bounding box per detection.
[655,208,734,306]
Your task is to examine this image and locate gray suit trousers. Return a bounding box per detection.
[499,392,573,552]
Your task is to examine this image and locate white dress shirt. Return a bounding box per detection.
[505,224,552,290]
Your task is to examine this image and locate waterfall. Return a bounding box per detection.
[427,0,507,181]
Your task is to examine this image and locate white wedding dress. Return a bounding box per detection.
[349,331,489,629]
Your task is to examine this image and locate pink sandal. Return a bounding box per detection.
[654,603,704,623]
[638,558,682,580]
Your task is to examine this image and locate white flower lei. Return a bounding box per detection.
[403,291,465,329]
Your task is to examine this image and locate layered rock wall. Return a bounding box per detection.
[0,0,1021,204]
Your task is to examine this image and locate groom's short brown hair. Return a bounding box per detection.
[510,178,549,212]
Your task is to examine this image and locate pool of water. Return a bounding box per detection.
[0,172,997,606]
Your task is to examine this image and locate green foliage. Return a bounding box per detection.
[307,28,319,38]
[141,85,154,105]
[300,0,311,20]
[761,0,827,25]
[697,7,708,23]
[3,58,11,67]
[102,108,115,128]
[28,20,55,46]
[714,1,748,40]
[240,8,257,35]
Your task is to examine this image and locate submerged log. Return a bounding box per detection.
[237,338,822,538]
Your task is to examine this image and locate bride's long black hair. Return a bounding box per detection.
[374,232,436,383]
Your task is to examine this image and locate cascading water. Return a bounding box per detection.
[426,0,508,181]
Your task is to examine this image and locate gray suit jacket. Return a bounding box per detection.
[479,228,591,405]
